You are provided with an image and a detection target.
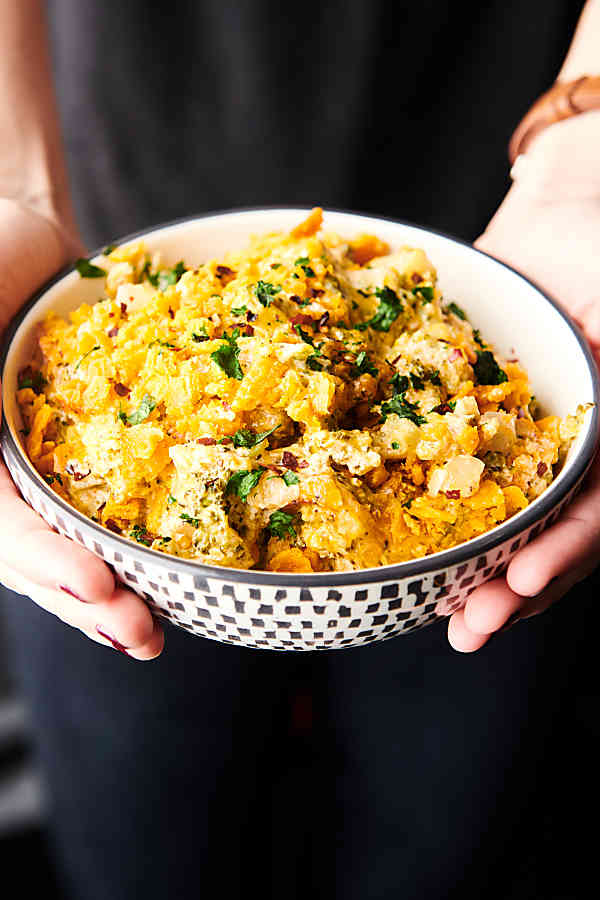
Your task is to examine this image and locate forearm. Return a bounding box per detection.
[0,0,75,230]
[558,0,600,80]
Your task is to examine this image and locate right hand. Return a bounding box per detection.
[0,197,164,659]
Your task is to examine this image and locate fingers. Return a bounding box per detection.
[447,608,491,653]
[0,463,115,601]
[507,463,600,597]
[0,559,164,660]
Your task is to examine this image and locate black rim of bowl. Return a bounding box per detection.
[1,206,599,588]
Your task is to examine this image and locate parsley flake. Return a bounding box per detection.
[225,467,265,502]
[120,393,157,426]
[210,329,244,380]
[255,281,281,307]
[267,509,297,540]
[147,261,186,292]
[473,350,508,385]
[445,302,467,320]
[353,351,378,377]
[282,470,300,486]
[180,512,201,528]
[412,284,434,302]
[74,345,100,371]
[380,392,427,426]
[75,258,107,278]
[294,256,315,277]
[232,426,279,448]
[356,286,403,332]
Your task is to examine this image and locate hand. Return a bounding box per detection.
[0,197,163,659]
[448,113,600,652]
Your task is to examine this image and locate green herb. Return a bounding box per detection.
[158,536,171,545]
[120,393,157,426]
[225,467,265,502]
[294,324,316,346]
[17,370,47,392]
[210,329,243,380]
[180,512,201,528]
[270,263,281,269]
[75,258,107,278]
[255,280,281,307]
[473,350,508,385]
[168,495,177,505]
[306,355,324,371]
[448,399,457,411]
[445,302,466,320]
[473,329,485,347]
[390,373,410,394]
[282,470,300,486]
[267,509,297,540]
[191,324,209,342]
[391,441,400,450]
[149,338,177,349]
[412,284,434,302]
[131,524,153,546]
[294,256,315,277]
[147,261,186,292]
[356,286,403,332]
[44,472,63,486]
[103,243,117,255]
[231,425,279,448]
[231,305,248,316]
[402,498,413,509]
[380,393,427,426]
[297,297,311,307]
[74,345,100,371]
[484,451,504,471]
[353,350,378,377]
[430,369,442,386]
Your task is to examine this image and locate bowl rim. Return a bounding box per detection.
[2,205,599,588]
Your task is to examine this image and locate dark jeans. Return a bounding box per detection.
[2,572,598,900]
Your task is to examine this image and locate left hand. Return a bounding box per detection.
[448,112,600,651]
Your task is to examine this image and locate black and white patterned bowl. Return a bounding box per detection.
[1,209,598,650]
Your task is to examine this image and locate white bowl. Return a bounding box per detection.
[1,209,598,650]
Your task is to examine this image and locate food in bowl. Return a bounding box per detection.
[17,208,583,574]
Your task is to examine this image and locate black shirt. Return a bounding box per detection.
[46,1,582,249]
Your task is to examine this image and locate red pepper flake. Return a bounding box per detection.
[507,358,519,363]
[219,436,232,444]
[449,348,462,362]
[197,437,217,445]
[113,382,130,397]
[168,307,174,319]
[445,490,461,499]
[266,465,283,474]
[311,288,324,298]
[105,519,122,534]
[282,451,299,470]
[434,403,452,414]
[216,265,235,280]
[537,462,548,477]
[108,312,114,318]
[243,324,255,336]
[247,310,257,322]
[65,462,91,481]
[318,311,330,329]
[120,302,127,315]
[289,295,304,305]
[290,314,317,328]
[411,272,422,284]
[108,326,119,338]
[297,460,309,469]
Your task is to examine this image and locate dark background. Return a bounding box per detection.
[1,1,598,897]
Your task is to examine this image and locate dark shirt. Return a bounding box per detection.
[46,0,583,248]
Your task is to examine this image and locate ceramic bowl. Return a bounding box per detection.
[1,209,598,650]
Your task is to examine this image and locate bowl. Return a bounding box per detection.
[1,208,598,651]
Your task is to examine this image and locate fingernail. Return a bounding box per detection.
[95,625,130,655]
[60,584,88,603]
[500,611,521,632]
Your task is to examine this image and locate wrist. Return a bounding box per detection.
[510,109,600,204]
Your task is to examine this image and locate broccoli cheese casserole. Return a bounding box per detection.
[17,209,582,573]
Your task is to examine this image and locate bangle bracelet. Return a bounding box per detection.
[508,75,600,165]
